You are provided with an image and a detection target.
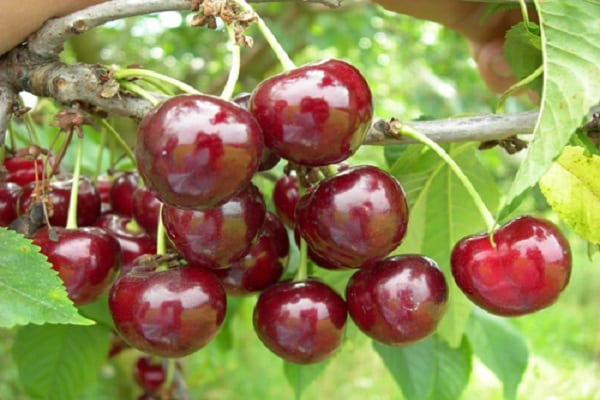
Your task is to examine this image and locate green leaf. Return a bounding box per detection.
[501,0,600,217]
[539,145,600,243]
[466,309,529,400]
[283,359,330,400]
[373,335,472,400]
[391,144,501,346]
[0,228,93,328]
[13,323,111,400]
[504,22,543,93]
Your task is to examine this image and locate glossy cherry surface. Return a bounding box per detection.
[110,171,139,216]
[250,59,373,166]
[3,155,46,186]
[136,94,264,209]
[346,255,448,346]
[214,212,288,296]
[95,212,156,272]
[273,174,299,228]
[31,226,121,305]
[18,175,101,227]
[295,165,408,269]
[133,355,166,393]
[109,264,226,358]
[162,183,266,269]
[132,186,162,238]
[451,215,572,316]
[0,182,22,226]
[253,279,347,364]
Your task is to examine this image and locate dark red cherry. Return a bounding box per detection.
[213,212,288,296]
[0,182,22,226]
[95,212,156,272]
[132,186,162,238]
[162,183,266,269]
[110,171,139,216]
[30,226,121,305]
[18,174,101,227]
[109,263,226,358]
[95,174,113,212]
[3,154,46,186]
[451,215,571,316]
[346,255,448,346]
[273,174,299,228]
[295,165,408,269]
[253,279,347,364]
[133,355,166,393]
[136,94,263,209]
[250,59,373,166]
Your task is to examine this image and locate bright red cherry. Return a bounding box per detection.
[133,356,166,393]
[18,174,101,227]
[253,279,347,364]
[110,171,139,216]
[213,212,288,296]
[136,94,263,209]
[346,255,448,346]
[0,182,22,226]
[451,215,572,316]
[273,174,299,228]
[109,263,227,358]
[95,212,156,272]
[250,59,373,166]
[132,186,162,238]
[31,226,121,305]
[3,154,46,186]
[295,165,408,269]
[162,183,266,269]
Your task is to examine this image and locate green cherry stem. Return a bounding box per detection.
[399,124,497,233]
[65,134,84,230]
[162,358,177,394]
[293,184,309,281]
[233,0,296,71]
[119,81,160,106]
[156,203,166,256]
[114,68,200,95]
[220,24,241,101]
[100,120,136,163]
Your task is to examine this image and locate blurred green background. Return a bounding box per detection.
[1,1,599,399]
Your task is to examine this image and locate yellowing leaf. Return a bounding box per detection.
[540,146,600,243]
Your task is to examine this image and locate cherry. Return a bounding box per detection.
[136,94,264,210]
[3,154,46,186]
[273,174,299,228]
[110,171,139,216]
[346,255,448,346]
[95,212,156,272]
[253,279,347,364]
[109,263,227,358]
[295,165,408,269]
[250,59,373,166]
[132,186,162,238]
[133,355,166,393]
[161,183,266,269]
[451,215,571,316]
[0,182,22,226]
[95,174,113,212]
[213,212,288,296]
[18,174,101,227]
[30,226,121,305]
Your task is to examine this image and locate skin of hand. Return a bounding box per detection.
[373,0,527,93]
[0,0,107,55]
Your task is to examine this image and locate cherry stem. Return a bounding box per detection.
[399,125,497,233]
[114,68,200,95]
[162,358,176,393]
[65,134,84,230]
[233,0,296,71]
[119,81,160,106]
[156,203,166,257]
[293,184,309,281]
[220,25,241,101]
[100,120,136,164]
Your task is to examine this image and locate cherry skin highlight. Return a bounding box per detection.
[136,94,263,210]
[346,254,448,346]
[109,263,227,358]
[451,215,571,316]
[253,279,347,364]
[250,59,373,166]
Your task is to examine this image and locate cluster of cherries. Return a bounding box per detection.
[1,59,573,378]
